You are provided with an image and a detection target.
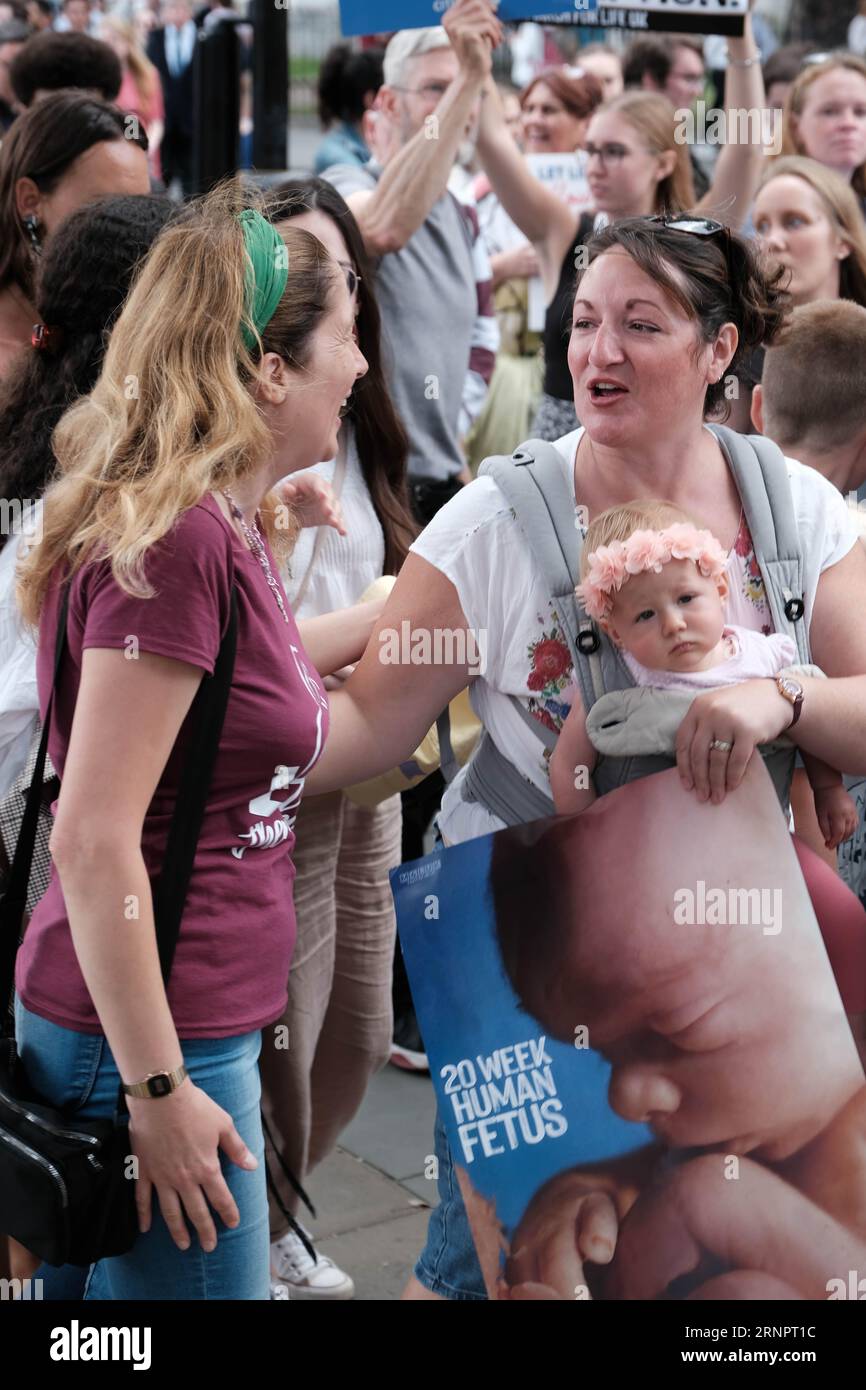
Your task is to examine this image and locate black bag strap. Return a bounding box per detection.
[0,583,238,1028]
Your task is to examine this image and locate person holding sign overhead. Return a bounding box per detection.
[322,3,501,526]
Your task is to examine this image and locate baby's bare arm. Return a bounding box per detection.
[607,1152,866,1301]
[801,752,858,849]
[550,692,597,815]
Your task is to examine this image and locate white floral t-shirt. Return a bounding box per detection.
[411,427,857,844]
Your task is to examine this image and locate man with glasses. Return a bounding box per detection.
[322,8,500,526]
[623,33,711,197]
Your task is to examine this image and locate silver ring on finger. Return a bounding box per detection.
[709,739,733,753]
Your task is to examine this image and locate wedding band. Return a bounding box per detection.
[710,739,733,752]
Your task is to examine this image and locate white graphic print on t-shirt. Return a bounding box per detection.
[232,643,328,859]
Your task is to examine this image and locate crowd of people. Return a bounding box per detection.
[0,0,865,1304]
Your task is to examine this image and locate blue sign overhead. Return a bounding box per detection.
[338,0,748,38]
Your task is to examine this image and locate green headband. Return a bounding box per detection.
[238,208,288,352]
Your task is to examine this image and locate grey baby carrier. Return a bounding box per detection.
[439,425,812,825]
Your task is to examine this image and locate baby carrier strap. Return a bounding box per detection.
[707,425,810,664]
[479,439,585,668]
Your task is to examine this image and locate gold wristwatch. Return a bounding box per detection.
[122,1064,189,1099]
[776,674,804,727]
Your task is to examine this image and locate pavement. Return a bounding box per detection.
[301,1064,439,1300]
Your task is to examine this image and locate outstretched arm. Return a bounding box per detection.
[345,0,502,257]
[694,8,766,230]
[304,553,475,794]
[473,74,578,302]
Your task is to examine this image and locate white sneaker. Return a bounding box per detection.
[270,1227,355,1301]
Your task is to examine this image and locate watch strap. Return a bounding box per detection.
[776,675,804,727]
[123,1063,189,1099]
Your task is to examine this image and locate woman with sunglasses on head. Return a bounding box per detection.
[454,0,766,440]
[257,177,416,1301]
[294,198,866,1297]
[0,91,150,380]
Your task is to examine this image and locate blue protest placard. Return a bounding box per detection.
[340,3,596,38]
[338,0,748,40]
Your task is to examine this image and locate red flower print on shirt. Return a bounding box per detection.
[531,638,570,683]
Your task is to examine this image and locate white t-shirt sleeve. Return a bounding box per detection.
[410,478,521,690]
[789,453,856,589]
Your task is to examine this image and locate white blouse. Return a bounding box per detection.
[283,430,386,621]
[0,514,40,799]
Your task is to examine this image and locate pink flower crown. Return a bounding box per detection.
[576,522,728,622]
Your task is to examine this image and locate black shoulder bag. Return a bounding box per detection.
[0,584,238,1267]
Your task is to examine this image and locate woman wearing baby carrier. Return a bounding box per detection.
[301,205,866,1299]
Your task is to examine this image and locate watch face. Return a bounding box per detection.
[780,677,803,700]
[147,1073,172,1097]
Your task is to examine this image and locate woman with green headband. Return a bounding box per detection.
[12,186,367,1300]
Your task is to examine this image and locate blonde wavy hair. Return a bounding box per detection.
[17,182,340,625]
[101,14,160,109]
[594,91,696,214]
[580,500,700,580]
[781,54,866,198]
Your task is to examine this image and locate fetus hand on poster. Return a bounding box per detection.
[603,1150,866,1302]
[500,1149,651,1300]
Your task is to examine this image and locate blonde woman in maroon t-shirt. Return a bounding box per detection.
[12,186,367,1300]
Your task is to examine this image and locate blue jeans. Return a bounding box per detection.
[14,997,269,1301]
[414,1107,487,1300]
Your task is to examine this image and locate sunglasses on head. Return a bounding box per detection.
[647,214,726,237]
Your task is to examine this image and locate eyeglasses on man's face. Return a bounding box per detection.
[390,81,452,102]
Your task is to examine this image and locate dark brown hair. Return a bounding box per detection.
[622,34,703,91]
[0,91,148,298]
[520,66,603,123]
[265,177,416,575]
[581,217,790,417]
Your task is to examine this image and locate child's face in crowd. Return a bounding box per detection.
[603,558,727,672]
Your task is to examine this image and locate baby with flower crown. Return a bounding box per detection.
[550,500,857,847]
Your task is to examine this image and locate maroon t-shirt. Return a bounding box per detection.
[16,494,329,1039]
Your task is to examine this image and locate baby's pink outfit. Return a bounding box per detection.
[621,625,796,691]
